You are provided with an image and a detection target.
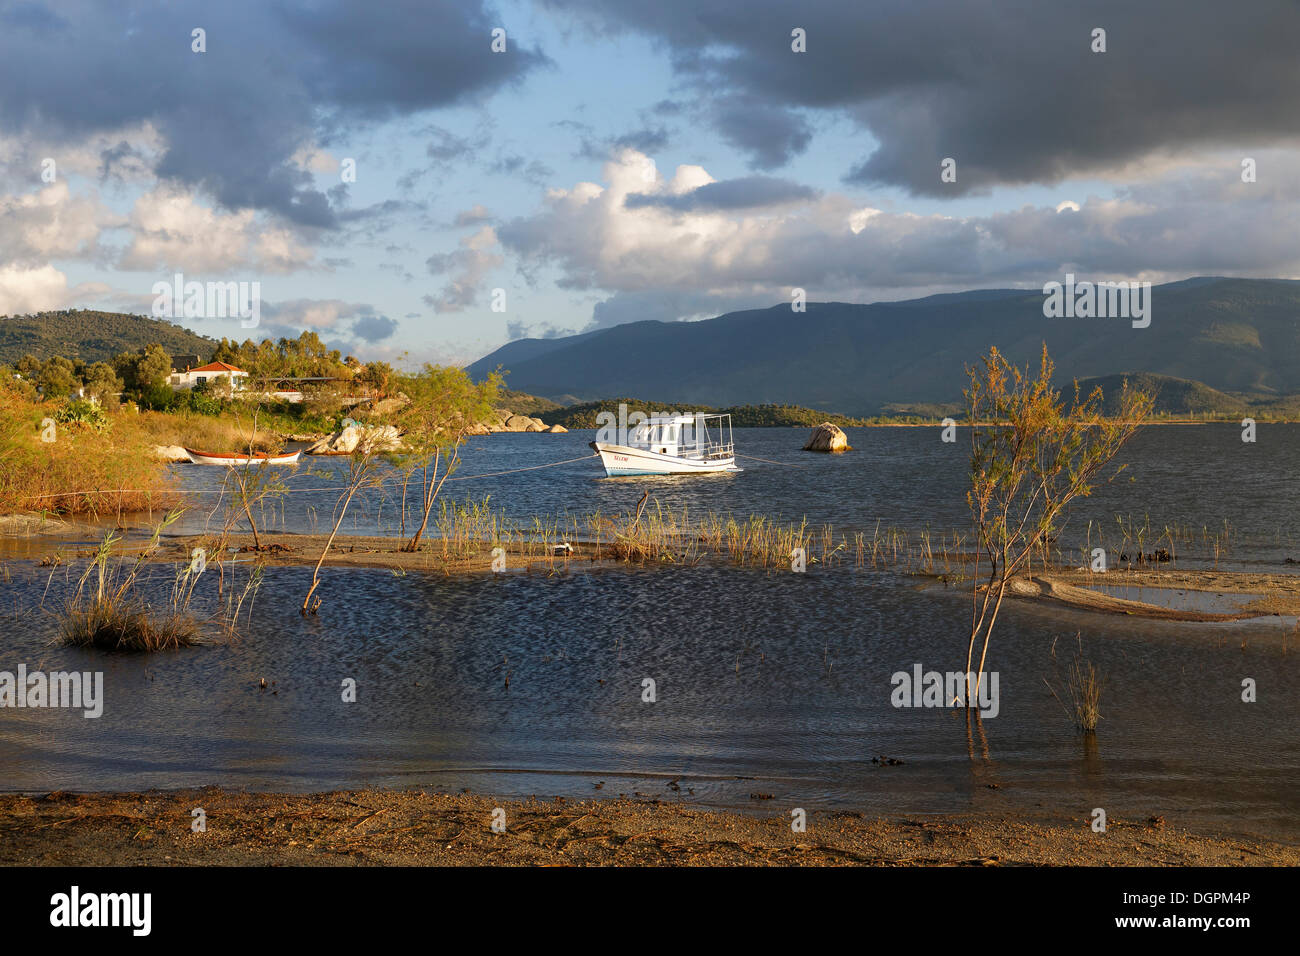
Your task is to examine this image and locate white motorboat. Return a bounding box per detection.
[590,413,741,476]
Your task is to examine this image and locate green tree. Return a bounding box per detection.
[37,357,78,399]
[357,361,394,397]
[135,344,173,391]
[114,343,173,395]
[82,362,123,404]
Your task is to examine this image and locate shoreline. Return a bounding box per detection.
[2,787,1294,866]
[5,526,1300,621]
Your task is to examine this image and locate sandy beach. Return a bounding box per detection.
[2,788,1295,867]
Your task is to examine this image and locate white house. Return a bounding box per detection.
[169,360,249,393]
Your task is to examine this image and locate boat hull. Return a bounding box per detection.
[590,442,739,476]
[184,448,302,466]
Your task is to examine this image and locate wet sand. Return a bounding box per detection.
[1,788,1294,867]
[999,569,1300,620]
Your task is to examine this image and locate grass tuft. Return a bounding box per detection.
[60,596,198,651]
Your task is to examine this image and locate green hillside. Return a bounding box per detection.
[0,310,217,365]
[1073,373,1248,417]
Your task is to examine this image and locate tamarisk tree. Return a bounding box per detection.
[391,365,500,553]
[963,344,1152,706]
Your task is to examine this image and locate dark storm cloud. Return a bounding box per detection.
[625,175,817,211]
[0,1,547,225]
[542,0,1300,193]
[712,97,811,170]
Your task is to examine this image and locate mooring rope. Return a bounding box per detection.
[443,452,600,481]
[14,452,603,501]
[734,453,806,468]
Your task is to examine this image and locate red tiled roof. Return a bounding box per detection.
[187,361,246,374]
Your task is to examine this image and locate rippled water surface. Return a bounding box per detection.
[1,425,1298,841]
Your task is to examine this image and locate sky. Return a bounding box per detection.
[1,0,1299,368]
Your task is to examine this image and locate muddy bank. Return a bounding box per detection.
[164,532,614,575]
[1,788,1293,867]
[0,515,75,537]
[992,569,1300,621]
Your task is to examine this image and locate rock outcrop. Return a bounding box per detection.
[152,445,191,462]
[480,409,562,434]
[307,424,403,454]
[496,413,547,432]
[802,422,851,453]
[545,424,568,433]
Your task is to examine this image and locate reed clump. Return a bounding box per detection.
[55,509,261,651]
[61,596,199,652]
[1045,634,1104,733]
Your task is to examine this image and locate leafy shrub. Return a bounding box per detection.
[53,398,110,432]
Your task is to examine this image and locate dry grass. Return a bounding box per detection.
[0,392,175,517]
[134,409,280,453]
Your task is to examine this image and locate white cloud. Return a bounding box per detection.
[498,148,1300,327]
[120,186,315,274]
[423,225,503,312]
[0,182,116,263]
[0,264,69,315]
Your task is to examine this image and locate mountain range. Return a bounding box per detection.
[466,278,1300,416]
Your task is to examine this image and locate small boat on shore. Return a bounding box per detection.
[184,448,302,466]
[591,413,741,476]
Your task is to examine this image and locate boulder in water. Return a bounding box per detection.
[307,424,403,454]
[802,422,851,453]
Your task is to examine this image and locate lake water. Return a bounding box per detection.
[1,425,1298,842]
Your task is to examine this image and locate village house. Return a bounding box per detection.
[169,360,249,393]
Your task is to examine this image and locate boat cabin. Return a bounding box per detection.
[627,414,734,460]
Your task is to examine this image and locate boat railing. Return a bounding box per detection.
[693,439,734,459]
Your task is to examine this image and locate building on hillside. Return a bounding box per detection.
[169,360,249,393]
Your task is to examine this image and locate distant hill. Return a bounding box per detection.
[0,310,217,365]
[466,278,1300,416]
[1073,373,1248,417]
